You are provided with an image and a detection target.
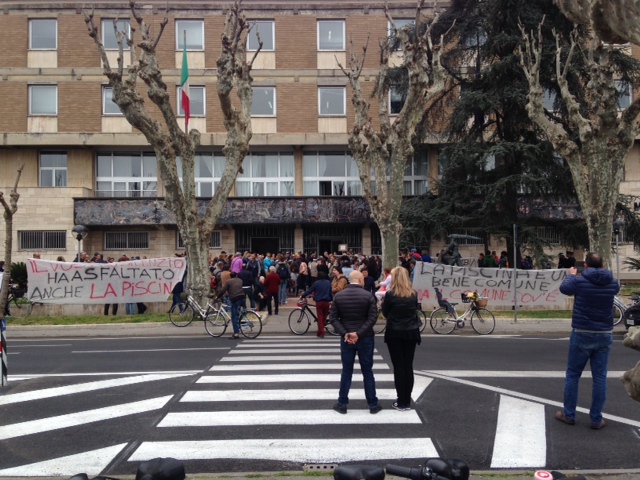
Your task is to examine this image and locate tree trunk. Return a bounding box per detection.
[0,166,24,317]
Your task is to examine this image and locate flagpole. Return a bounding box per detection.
[183,30,188,135]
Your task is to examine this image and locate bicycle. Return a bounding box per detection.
[288,298,338,336]
[169,291,262,338]
[374,299,428,334]
[6,285,34,317]
[429,288,495,335]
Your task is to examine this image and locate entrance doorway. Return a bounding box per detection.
[319,239,345,256]
[251,237,279,255]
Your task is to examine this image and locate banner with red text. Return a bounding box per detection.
[413,262,570,308]
[27,258,187,304]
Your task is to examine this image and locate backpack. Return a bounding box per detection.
[277,264,290,280]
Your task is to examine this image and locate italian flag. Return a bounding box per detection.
[180,43,190,129]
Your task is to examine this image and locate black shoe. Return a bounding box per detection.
[369,405,382,414]
[229,334,240,340]
[333,403,347,414]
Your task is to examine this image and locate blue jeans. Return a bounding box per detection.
[338,335,378,408]
[279,281,288,305]
[563,331,613,424]
[230,297,245,334]
[126,303,136,315]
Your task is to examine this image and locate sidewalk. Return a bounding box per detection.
[4,303,628,338]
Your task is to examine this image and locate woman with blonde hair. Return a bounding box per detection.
[381,266,421,411]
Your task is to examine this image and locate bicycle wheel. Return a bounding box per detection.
[416,309,428,333]
[10,300,33,318]
[373,309,387,334]
[613,302,624,326]
[430,307,456,334]
[471,307,496,335]
[325,319,339,336]
[288,308,311,335]
[205,309,227,337]
[169,303,194,327]
[240,310,262,338]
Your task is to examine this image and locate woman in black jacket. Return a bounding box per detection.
[381,267,421,411]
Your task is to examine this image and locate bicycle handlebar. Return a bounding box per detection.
[386,458,469,480]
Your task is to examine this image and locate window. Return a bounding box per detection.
[252,87,276,116]
[236,152,295,196]
[390,85,406,115]
[536,226,563,245]
[178,231,221,249]
[105,232,149,250]
[449,229,483,245]
[178,86,205,116]
[317,20,345,51]
[542,89,557,111]
[318,87,346,116]
[248,20,274,51]
[96,152,158,197]
[103,87,122,115]
[40,152,67,187]
[29,19,57,50]
[29,85,57,115]
[403,151,429,195]
[616,80,632,110]
[102,19,131,50]
[303,151,361,196]
[179,153,226,196]
[175,20,204,50]
[19,231,66,250]
[437,151,450,179]
[389,19,414,50]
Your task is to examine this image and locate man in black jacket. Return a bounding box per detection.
[329,270,381,414]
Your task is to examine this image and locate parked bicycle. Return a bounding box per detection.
[6,285,35,317]
[374,299,428,334]
[615,292,640,329]
[169,291,262,338]
[288,298,338,336]
[430,288,495,335]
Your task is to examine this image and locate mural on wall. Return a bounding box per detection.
[75,197,373,226]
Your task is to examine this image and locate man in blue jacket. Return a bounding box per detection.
[557,252,619,429]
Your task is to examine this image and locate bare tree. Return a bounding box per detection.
[519,22,640,264]
[554,0,640,46]
[0,165,24,319]
[84,0,259,300]
[338,0,449,272]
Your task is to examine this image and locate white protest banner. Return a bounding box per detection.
[413,262,570,308]
[26,258,187,304]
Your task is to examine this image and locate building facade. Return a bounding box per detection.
[0,0,639,271]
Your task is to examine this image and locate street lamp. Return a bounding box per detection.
[613,219,625,283]
[72,225,88,262]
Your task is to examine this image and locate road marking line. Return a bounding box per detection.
[181,388,401,402]
[72,348,230,353]
[422,370,627,378]
[129,438,438,463]
[235,343,339,348]
[219,355,385,362]
[491,395,546,468]
[0,444,127,476]
[0,374,192,406]
[198,373,396,383]
[159,409,422,426]
[0,395,173,440]
[421,371,640,428]
[229,348,340,354]
[209,363,389,371]
[8,344,73,347]
[8,371,201,380]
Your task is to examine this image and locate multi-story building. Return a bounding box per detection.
[0,0,639,273]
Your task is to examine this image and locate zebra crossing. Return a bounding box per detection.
[2,335,633,475]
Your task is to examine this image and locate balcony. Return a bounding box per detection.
[74,196,374,226]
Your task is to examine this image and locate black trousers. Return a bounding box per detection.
[386,337,418,407]
[265,292,279,315]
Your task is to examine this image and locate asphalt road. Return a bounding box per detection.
[1,332,639,478]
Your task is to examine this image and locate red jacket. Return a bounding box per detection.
[264,272,281,294]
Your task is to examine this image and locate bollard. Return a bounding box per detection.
[1,317,7,386]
